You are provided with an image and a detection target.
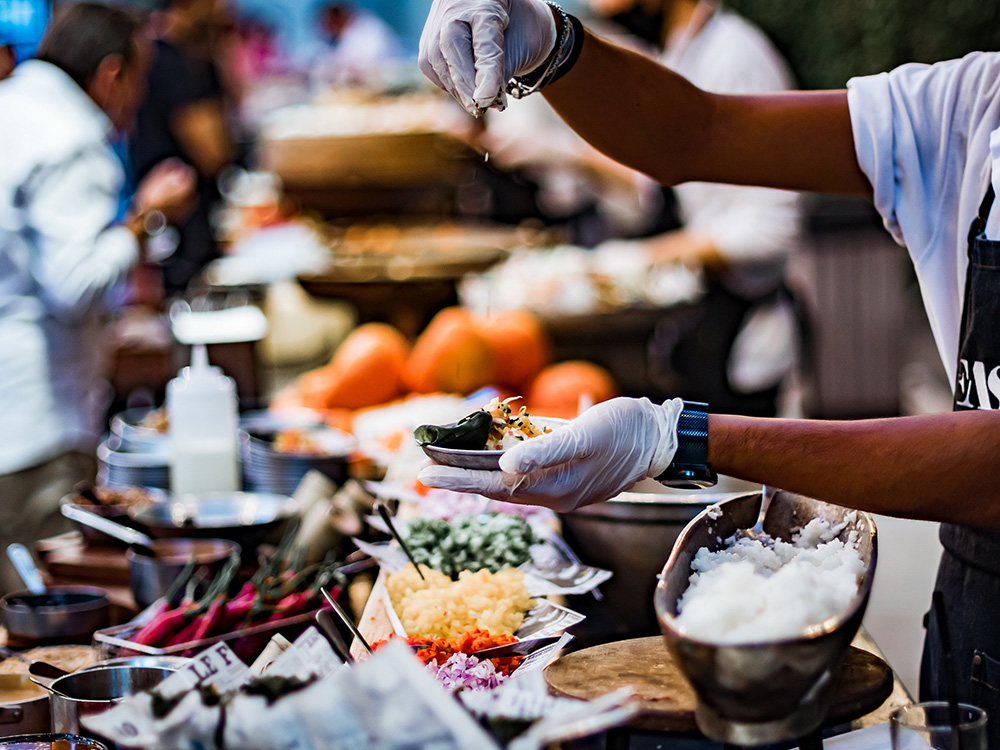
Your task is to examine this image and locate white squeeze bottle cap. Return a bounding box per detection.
[167,344,240,496]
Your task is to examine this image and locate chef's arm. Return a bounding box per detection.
[708,411,1000,526]
[543,30,871,197]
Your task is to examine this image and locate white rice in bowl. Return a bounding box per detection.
[674,515,867,644]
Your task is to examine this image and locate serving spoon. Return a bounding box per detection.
[743,485,778,542]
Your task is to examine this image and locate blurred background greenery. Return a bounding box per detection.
[728,0,1000,88]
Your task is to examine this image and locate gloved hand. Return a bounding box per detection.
[419,0,557,116]
[418,397,683,512]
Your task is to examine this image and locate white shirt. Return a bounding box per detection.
[0,60,139,474]
[664,8,802,296]
[848,52,1000,382]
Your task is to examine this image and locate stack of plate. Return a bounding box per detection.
[110,407,168,453]
[97,436,170,490]
[241,426,356,496]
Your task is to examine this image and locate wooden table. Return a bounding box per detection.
[546,632,909,748]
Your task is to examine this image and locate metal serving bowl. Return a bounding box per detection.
[128,492,297,554]
[127,538,241,608]
[653,491,877,746]
[35,665,176,737]
[1,587,111,645]
[559,475,761,634]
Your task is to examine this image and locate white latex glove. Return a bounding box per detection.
[418,397,684,512]
[419,0,557,116]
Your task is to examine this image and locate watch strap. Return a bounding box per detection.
[655,401,717,489]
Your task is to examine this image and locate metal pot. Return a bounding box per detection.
[127,538,240,607]
[0,734,107,749]
[1,588,111,645]
[559,475,761,636]
[0,675,51,736]
[86,657,190,672]
[128,492,297,553]
[31,666,175,738]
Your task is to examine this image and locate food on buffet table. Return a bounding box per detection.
[0,681,44,703]
[124,540,343,652]
[405,308,494,395]
[460,245,703,317]
[299,323,411,411]
[402,513,539,579]
[430,652,508,691]
[373,629,524,677]
[140,407,169,433]
[0,645,97,674]
[528,361,619,418]
[413,409,492,450]
[482,396,551,450]
[272,428,323,455]
[414,396,551,452]
[675,515,867,644]
[71,484,157,509]
[386,564,534,638]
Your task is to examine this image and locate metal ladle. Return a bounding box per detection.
[6,544,46,596]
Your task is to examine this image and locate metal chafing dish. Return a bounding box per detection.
[653,491,878,746]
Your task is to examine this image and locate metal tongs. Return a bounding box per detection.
[373,501,425,581]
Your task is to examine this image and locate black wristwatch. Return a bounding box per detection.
[655,401,718,489]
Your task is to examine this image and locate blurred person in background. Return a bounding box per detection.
[0,2,194,593]
[601,0,803,419]
[131,0,235,295]
[309,1,402,89]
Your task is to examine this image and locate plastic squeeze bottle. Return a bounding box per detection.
[167,344,240,495]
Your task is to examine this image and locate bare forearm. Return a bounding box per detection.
[543,30,871,196]
[708,411,1000,526]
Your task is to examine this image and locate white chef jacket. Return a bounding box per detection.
[848,52,1000,384]
[0,60,139,474]
[664,7,802,297]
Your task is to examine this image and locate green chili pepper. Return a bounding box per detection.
[414,410,492,450]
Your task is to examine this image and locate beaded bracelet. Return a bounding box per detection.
[505,2,585,100]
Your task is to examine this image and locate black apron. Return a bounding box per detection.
[920,184,1000,746]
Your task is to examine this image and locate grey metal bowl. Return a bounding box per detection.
[1,587,111,644]
[559,476,761,634]
[653,491,878,746]
[128,492,297,555]
[126,538,241,608]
